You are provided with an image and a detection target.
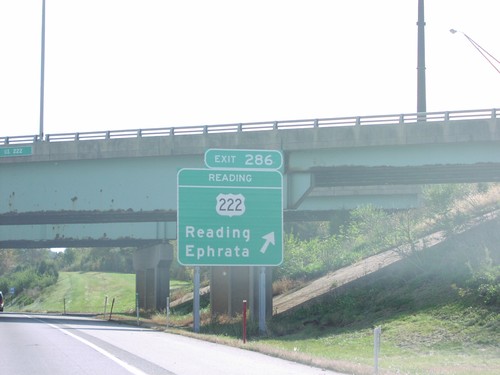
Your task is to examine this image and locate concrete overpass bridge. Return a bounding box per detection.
[1,107,499,312]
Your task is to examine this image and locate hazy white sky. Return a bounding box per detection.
[0,0,499,137]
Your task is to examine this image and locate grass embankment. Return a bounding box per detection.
[11,272,189,314]
[261,260,500,375]
[196,218,500,375]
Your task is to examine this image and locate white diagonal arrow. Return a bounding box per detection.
[260,232,275,254]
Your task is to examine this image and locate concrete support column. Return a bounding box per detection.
[133,243,173,311]
[156,259,172,311]
[210,266,231,316]
[210,266,273,319]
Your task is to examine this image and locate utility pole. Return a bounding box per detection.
[39,0,46,140]
[417,0,426,114]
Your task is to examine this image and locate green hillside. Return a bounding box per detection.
[10,272,136,313]
[10,272,189,314]
[262,218,500,374]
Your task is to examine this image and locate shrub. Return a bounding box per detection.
[462,266,500,306]
[458,248,500,306]
[0,260,59,299]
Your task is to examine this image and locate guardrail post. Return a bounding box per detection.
[445,112,450,121]
[492,108,497,119]
[314,119,319,127]
[399,114,404,124]
[273,121,278,130]
[136,292,140,326]
[109,297,115,320]
[103,295,108,318]
[355,116,361,126]
[166,297,170,328]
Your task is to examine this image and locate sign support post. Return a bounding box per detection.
[259,266,266,333]
[193,266,200,333]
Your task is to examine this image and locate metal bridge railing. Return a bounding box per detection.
[1,108,498,146]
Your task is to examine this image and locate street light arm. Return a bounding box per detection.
[450,29,500,74]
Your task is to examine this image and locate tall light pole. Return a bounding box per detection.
[450,29,500,75]
[417,0,426,114]
[39,0,46,140]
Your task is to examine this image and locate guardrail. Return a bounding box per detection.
[1,108,498,145]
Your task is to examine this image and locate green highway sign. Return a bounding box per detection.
[177,168,283,266]
[205,149,283,170]
[0,146,32,158]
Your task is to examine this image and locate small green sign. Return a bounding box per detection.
[177,168,283,266]
[0,146,33,158]
[205,149,283,170]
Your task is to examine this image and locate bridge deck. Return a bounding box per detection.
[1,108,499,248]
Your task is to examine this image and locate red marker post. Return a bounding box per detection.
[242,300,247,343]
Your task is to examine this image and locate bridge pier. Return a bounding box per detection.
[133,243,173,311]
[210,266,273,319]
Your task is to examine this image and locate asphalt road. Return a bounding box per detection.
[1,313,344,375]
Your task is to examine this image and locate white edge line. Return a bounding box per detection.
[29,316,149,375]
